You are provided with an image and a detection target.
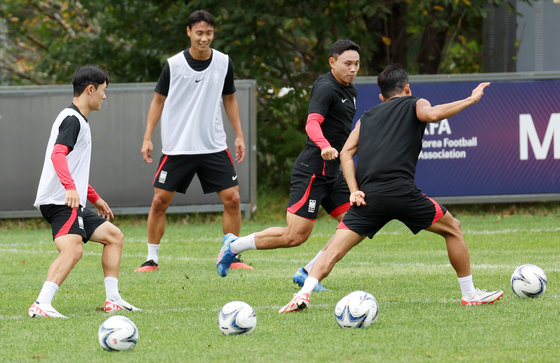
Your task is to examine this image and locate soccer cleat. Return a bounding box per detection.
[104,298,141,312]
[292,267,327,291]
[134,259,158,272]
[230,254,254,270]
[28,302,68,318]
[279,292,310,313]
[216,233,238,277]
[461,288,504,306]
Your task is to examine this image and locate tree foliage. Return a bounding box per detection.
[0,0,525,188]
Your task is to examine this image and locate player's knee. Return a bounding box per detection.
[64,245,83,263]
[111,229,125,248]
[105,226,124,248]
[284,232,309,247]
[440,215,462,238]
[151,195,171,212]
[449,216,462,235]
[223,192,240,211]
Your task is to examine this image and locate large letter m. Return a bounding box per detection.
[519,113,560,160]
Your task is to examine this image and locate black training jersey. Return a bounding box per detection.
[155,50,236,96]
[294,72,358,177]
[356,96,425,194]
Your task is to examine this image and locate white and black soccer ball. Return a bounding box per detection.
[511,264,547,298]
[334,290,379,329]
[218,301,257,335]
[98,315,139,351]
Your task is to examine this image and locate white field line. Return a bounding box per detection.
[2,226,559,247]
[3,248,560,272]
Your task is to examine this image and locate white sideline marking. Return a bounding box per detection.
[2,226,558,247]
[2,248,560,272]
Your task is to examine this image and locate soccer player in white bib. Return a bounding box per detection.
[29,66,140,318]
[135,10,252,272]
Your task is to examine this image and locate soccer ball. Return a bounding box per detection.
[511,264,547,298]
[334,290,379,328]
[98,315,139,351]
[218,301,257,335]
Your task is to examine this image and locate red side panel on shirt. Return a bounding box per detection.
[55,208,77,238]
[51,144,76,190]
[287,174,316,215]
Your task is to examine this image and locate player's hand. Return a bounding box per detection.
[93,198,114,220]
[321,147,339,160]
[141,139,153,164]
[470,82,490,104]
[235,136,246,163]
[350,190,366,206]
[65,189,80,209]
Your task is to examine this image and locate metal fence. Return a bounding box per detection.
[0,81,257,218]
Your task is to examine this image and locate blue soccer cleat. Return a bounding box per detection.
[217,233,238,277]
[292,267,327,291]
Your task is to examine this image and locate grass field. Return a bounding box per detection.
[1,202,559,362]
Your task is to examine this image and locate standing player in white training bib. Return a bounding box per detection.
[29,66,140,318]
[136,10,252,272]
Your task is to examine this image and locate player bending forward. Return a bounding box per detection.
[279,65,503,313]
[29,66,140,318]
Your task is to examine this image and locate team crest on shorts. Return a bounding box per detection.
[158,170,167,184]
[308,199,316,213]
[78,216,84,230]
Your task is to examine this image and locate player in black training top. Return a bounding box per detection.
[216,40,360,285]
[280,64,503,313]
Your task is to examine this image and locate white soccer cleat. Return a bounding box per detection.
[28,302,68,318]
[278,292,310,313]
[461,288,504,306]
[104,298,141,312]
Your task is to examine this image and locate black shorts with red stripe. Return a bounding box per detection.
[287,168,350,220]
[40,204,107,242]
[338,185,447,238]
[152,150,238,194]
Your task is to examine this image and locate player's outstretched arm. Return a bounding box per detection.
[416,82,490,123]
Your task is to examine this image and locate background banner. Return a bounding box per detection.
[354,76,560,201]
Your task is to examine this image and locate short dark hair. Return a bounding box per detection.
[329,40,360,58]
[72,65,109,96]
[377,64,409,99]
[187,9,215,29]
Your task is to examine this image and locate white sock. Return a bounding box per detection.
[301,277,319,296]
[458,275,475,299]
[104,277,121,301]
[304,251,323,272]
[230,233,256,254]
[36,281,59,305]
[147,243,160,264]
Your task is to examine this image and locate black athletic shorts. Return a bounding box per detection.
[152,150,238,194]
[40,205,107,243]
[339,185,447,238]
[287,168,350,220]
